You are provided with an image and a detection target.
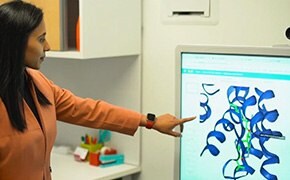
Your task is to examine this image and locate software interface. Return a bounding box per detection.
[180,52,290,180]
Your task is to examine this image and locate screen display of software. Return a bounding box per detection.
[179,47,290,180]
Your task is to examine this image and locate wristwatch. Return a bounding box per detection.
[145,113,156,129]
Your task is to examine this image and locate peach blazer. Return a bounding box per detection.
[0,68,141,180]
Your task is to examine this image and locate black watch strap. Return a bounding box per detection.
[146,113,156,129]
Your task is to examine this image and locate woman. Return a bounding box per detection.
[0,1,195,180]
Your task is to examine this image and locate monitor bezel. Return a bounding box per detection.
[174,44,290,180]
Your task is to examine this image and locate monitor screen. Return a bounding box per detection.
[175,45,290,180]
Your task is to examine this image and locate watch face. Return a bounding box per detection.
[147,113,156,121]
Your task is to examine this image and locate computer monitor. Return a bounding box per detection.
[175,45,290,180]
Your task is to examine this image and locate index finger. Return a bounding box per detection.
[180,116,196,123]
[178,116,196,133]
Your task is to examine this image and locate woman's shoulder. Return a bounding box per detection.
[26,68,49,81]
[26,67,53,88]
[26,68,57,99]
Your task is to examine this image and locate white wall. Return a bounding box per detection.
[139,0,290,180]
[41,56,142,166]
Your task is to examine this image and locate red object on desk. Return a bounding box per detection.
[104,148,117,155]
[89,152,101,166]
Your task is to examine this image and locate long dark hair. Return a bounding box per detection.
[0,1,51,132]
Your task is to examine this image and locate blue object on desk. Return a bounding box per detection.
[99,154,124,167]
[98,130,111,144]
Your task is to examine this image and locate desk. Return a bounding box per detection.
[51,152,141,180]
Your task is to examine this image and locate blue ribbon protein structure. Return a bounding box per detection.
[200,83,220,123]
[199,84,284,180]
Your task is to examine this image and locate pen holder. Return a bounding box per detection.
[80,143,103,160]
[80,143,103,152]
[89,152,101,166]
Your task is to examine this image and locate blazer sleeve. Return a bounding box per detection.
[34,70,141,136]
